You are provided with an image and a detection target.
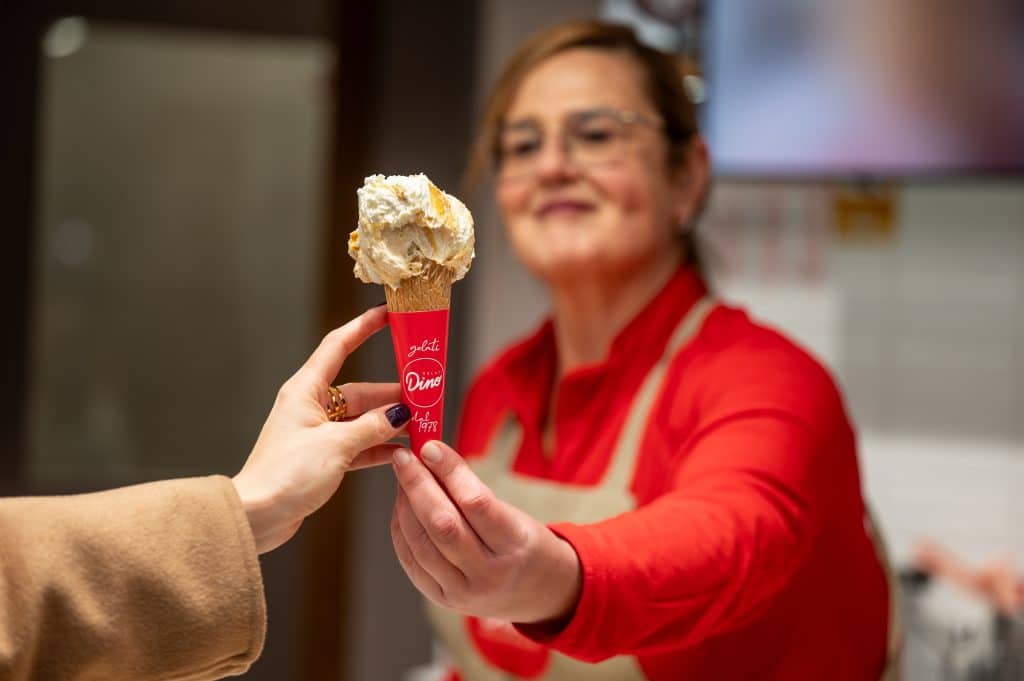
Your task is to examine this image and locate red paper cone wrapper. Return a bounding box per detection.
[388,308,449,456]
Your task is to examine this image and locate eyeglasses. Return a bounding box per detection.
[495,107,663,181]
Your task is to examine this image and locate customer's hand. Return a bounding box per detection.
[234,305,411,554]
[390,440,582,625]
[915,539,1024,616]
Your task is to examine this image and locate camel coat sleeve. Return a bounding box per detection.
[0,475,266,681]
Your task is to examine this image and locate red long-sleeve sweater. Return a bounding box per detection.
[455,267,889,680]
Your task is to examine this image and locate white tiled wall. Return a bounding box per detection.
[704,181,1024,566]
[858,432,1024,566]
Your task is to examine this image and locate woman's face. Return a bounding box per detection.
[495,48,704,284]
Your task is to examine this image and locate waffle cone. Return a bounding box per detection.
[384,262,453,312]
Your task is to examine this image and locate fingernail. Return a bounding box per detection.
[386,403,411,427]
[421,441,442,464]
[394,448,412,466]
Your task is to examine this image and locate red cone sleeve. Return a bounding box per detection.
[387,308,449,456]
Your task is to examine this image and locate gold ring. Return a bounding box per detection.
[325,385,348,421]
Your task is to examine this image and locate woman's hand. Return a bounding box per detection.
[390,440,582,625]
[233,305,412,554]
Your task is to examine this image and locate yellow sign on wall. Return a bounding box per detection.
[831,184,900,244]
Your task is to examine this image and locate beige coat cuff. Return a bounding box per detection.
[0,475,266,680]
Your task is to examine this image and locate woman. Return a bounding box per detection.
[1,305,409,680]
[388,21,894,681]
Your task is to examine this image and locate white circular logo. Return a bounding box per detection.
[402,357,445,408]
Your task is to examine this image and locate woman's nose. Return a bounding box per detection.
[533,136,580,183]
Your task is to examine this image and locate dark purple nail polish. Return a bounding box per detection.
[386,403,411,427]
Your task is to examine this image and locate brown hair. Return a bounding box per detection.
[465,20,706,273]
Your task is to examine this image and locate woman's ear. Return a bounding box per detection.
[670,135,711,227]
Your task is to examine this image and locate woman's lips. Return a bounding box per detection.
[535,199,595,219]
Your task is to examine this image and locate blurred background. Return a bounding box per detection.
[1,0,1021,679]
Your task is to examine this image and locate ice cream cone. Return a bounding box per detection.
[385,261,455,455]
[387,301,450,456]
[348,173,474,456]
[383,262,454,313]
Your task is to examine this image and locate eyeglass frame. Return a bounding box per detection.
[493,107,666,181]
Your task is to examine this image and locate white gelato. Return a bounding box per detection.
[349,173,475,289]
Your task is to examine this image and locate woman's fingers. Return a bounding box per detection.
[388,442,583,624]
[394,488,468,593]
[391,447,490,572]
[417,440,525,554]
[333,382,402,417]
[298,305,388,388]
[347,443,403,471]
[391,499,448,606]
[327,403,411,454]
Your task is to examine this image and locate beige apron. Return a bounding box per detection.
[867,507,904,681]
[425,297,901,680]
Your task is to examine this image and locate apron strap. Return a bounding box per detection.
[600,296,716,491]
[472,414,523,477]
[866,505,904,680]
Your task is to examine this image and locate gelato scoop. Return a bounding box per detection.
[349,173,474,292]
